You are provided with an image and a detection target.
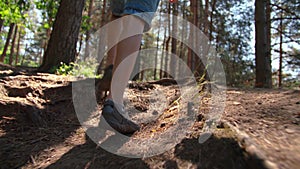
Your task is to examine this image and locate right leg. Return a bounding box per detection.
[105,14,121,67]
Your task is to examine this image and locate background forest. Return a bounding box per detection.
[0,0,299,88]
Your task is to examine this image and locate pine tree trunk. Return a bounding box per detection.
[193,0,199,72]
[97,0,107,70]
[154,34,159,80]
[164,3,172,78]
[170,2,178,78]
[265,0,272,87]
[84,0,94,60]
[278,10,283,88]
[0,19,3,33]
[0,23,15,62]
[209,0,216,41]
[160,27,167,79]
[9,25,18,65]
[204,0,209,36]
[15,28,22,65]
[100,0,107,26]
[164,37,171,78]
[39,0,86,72]
[255,0,272,88]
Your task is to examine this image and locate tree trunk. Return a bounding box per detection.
[164,37,171,78]
[0,23,15,62]
[203,0,209,36]
[154,35,159,80]
[160,26,167,79]
[187,0,197,72]
[84,0,94,60]
[255,0,272,88]
[39,0,86,72]
[97,0,107,70]
[100,0,107,26]
[15,28,22,65]
[265,0,272,87]
[278,10,283,88]
[209,0,216,41]
[0,19,3,33]
[164,3,172,78]
[9,25,18,65]
[170,2,178,78]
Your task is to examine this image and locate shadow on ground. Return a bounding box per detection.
[45,131,268,169]
[0,84,80,168]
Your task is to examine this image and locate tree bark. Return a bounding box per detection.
[255,0,272,88]
[204,0,209,35]
[15,28,22,65]
[0,23,15,62]
[265,0,272,87]
[209,0,216,41]
[100,0,107,26]
[9,25,18,65]
[170,2,178,78]
[84,0,94,60]
[278,10,283,88]
[154,32,159,80]
[0,18,3,33]
[160,24,167,79]
[39,0,86,72]
[164,3,172,78]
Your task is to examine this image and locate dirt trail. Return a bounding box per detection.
[0,65,299,169]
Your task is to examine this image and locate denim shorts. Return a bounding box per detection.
[109,0,160,31]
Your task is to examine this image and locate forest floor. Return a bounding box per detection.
[0,63,299,169]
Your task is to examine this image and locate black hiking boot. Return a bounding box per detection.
[101,99,140,135]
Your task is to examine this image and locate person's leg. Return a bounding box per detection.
[101,0,160,135]
[100,0,125,74]
[107,16,144,105]
[101,16,144,135]
[105,15,122,67]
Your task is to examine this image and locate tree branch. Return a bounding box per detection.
[271,17,300,21]
[270,3,300,18]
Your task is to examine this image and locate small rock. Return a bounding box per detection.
[198,132,212,144]
[285,128,296,134]
[232,101,241,105]
[264,160,279,169]
[27,92,33,97]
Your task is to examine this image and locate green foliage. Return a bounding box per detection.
[55,62,74,75]
[212,0,254,87]
[35,0,59,21]
[0,0,30,25]
[22,60,40,67]
[81,15,92,33]
[271,0,300,78]
[55,60,99,78]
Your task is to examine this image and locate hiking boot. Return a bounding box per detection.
[101,99,140,135]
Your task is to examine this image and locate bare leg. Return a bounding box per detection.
[100,16,144,134]
[105,14,122,66]
[107,16,145,105]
